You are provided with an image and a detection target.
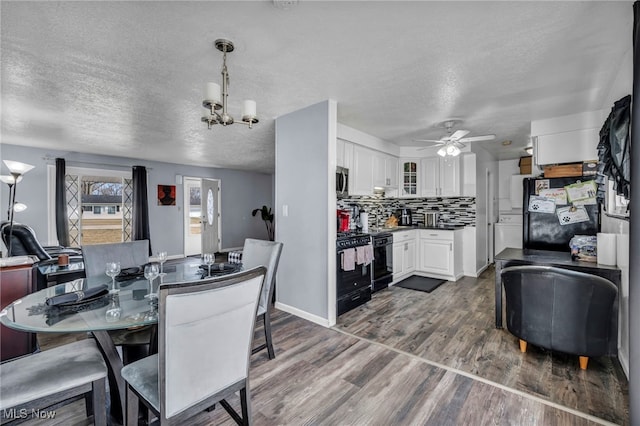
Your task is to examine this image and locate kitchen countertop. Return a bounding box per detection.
[368,225,465,234]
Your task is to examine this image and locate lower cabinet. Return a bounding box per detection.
[392,231,416,282]
[418,229,463,281]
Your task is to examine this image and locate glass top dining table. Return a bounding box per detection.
[0,258,238,334]
[0,257,240,424]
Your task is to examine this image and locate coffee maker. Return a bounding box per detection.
[337,210,350,232]
[396,208,412,226]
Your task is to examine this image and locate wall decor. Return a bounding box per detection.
[157,185,176,206]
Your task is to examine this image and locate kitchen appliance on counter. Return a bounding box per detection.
[396,209,412,226]
[425,212,439,227]
[523,176,600,252]
[336,166,349,198]
[337,232,372,316]
[371,232,393,292]
[337,209,350,232]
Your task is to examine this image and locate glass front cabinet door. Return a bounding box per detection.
[401,159,419,197]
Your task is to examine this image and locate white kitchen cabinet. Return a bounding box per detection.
[421,156,460,197]
[399,159,420,197]
[418,229,463,281]
[352,145,375,195]
[374,153,398,188]
[392,230,416,282]
[336,138,354,170]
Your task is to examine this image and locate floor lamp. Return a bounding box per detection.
[1,160,34,257]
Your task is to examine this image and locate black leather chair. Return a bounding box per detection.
[501,265,617,369]
[1,221,81,261]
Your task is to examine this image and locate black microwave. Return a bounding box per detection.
[336,166,349,198]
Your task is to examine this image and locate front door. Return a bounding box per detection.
[201,178,220,255]
[183,177,202,256]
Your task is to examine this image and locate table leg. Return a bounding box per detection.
[92,330,125,424]
[495,260,503,329]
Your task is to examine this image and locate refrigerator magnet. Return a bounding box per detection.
[534,179,550,195]
[564,181,597,203]
[556,205,590,225]
[528,195,556,214]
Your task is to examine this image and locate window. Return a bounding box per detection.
[48,166,132,246]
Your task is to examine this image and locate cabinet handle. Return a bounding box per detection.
[404,243,408,251]
[429,234,438,237]
[449,243,452,252]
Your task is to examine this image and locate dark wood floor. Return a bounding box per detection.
[27,266,628,425]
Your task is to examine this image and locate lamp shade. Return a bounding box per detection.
[13,202,27,213]
[0,175,22,184]
[242,100,257,118]
[3,160,34,176]
[205,82,221,104]
[437,147,447,157]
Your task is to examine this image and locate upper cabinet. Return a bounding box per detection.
[531,110,603,165]
[336,138,354,170]
[352,145,398,195]
[399,159,420,197]
[421,156,460,197]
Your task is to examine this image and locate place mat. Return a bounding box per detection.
[395,276,447,293]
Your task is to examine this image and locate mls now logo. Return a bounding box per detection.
[3,408,56,420]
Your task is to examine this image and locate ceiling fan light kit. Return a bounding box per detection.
[414,119,495,157]
[202,39,258,130]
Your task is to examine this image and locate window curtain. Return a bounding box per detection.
[55,158,70,246]
[596,94,631,203]
[132,165,152,255]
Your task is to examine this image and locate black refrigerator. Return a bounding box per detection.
[522,176,600,252]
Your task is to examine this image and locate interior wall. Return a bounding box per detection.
[275,100,335,324]
[473,147,497,271]
[0,143,273,255]
[600,45,632,377]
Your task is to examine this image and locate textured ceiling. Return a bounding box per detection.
[0,1,632,174]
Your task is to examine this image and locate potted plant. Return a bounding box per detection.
[252,205,275,241]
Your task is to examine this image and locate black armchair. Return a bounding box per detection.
[501,265,618,369]
[0,222,81,261]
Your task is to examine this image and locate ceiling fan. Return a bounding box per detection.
[414,120,495,156]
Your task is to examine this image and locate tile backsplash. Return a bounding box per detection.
[337,196,476,229]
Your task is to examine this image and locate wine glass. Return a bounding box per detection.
[105,262,121,293]
[204,253,214,277]
[144,263,160,301]
[157,251,168,277]
[105,292,122,322]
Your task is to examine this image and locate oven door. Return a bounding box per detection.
[372,242,393,280]
[336,253,370,298]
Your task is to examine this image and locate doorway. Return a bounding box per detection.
[201,178,221,255]
[183,178,221,257]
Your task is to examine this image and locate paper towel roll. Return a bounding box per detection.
[360,212,369,233]
[597,233,617,266]
[616,234,629,268]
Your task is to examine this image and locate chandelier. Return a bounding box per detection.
[202,39,258,129]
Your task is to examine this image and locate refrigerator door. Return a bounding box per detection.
[523,177,600,252]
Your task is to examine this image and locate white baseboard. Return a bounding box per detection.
[274,301,331,328]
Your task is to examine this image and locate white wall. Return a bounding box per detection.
[0,144,272,255]
[473,147,498,272]
[275,100,337,327]
[600,46,632,377]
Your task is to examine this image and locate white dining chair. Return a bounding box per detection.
[241,238,283,359]
[0,338,108,425]
[121,267,266,425]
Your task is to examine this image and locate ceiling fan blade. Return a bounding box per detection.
[412,139,445,144]
[458,134,496,143]
[449,130,470,140]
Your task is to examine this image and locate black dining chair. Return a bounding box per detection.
[121,266,266,425]
[241,238,283,359]
[501,265,618,369]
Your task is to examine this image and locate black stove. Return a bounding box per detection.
[336,232,371,249]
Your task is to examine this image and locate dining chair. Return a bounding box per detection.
[241,238,284,359]
[81,240,150,278]
[501,265,618,369]
[0,338,107,425]
[82,240,152,363]
[121,266,266,425]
